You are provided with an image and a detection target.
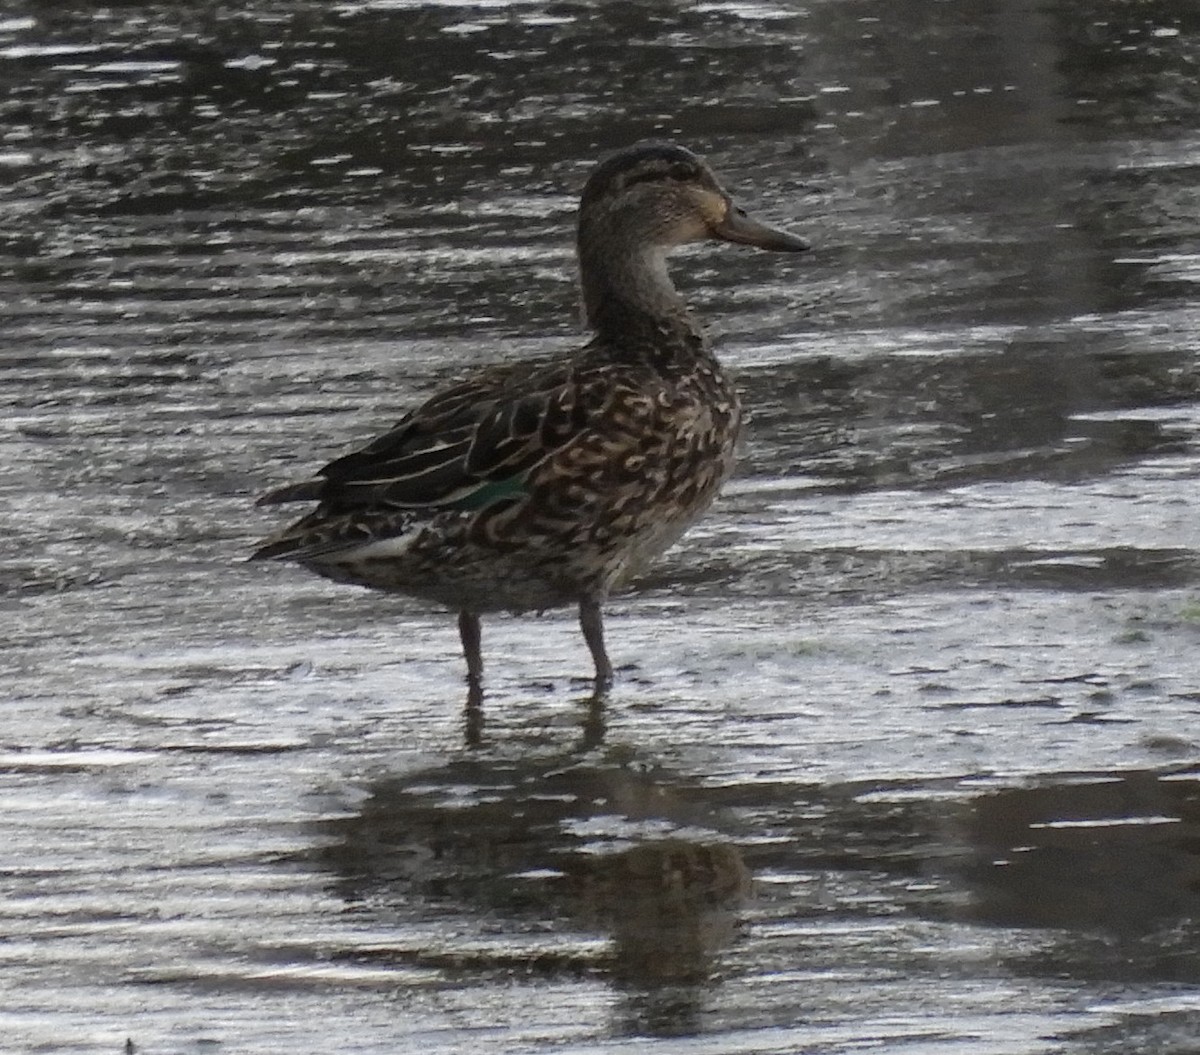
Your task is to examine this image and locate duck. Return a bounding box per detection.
[251,142,808,711]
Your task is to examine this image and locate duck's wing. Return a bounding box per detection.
[255,352,603,520]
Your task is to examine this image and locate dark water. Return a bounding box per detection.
[3,1,1200,1052]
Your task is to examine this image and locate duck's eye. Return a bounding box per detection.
[668,162,699,182]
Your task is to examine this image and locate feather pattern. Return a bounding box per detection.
[261,355,587,511]
[251,329,737,605]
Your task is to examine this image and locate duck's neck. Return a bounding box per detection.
[577,233,704,353]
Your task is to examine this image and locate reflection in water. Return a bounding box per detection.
[576,840,750,1036]
[319,750,1200,1036]
[963,771,1200,936]
[465,665,607,749]
[574,840,750,985]
[319,751,750,1034]
[743,341,1199,494]
[746,768,1200,982]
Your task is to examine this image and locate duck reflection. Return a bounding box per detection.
[317,749,750,1031]
[571,838,750,1037]
[571,839,750,986]
[465,690,605,750]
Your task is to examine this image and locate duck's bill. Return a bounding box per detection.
[712,203,810,252]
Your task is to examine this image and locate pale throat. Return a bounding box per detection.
[578,239,696,334]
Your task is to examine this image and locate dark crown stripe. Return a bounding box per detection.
[580,141,699,207]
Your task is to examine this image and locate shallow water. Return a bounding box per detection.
[3,1,1200,1052]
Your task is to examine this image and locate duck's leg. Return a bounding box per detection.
[579,597,613,697]
[458,609,484,706]
[458,610,484,746]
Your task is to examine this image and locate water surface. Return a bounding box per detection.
[2,1,1200,1052]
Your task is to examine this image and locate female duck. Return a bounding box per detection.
[252,143,808,702]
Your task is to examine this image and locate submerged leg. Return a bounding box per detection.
[579,597,614,696]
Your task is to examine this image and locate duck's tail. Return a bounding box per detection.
[255,479,325,506]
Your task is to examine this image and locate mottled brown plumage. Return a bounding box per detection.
[252,142,807,704]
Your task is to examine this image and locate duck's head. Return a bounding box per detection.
[577,142,809,256]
